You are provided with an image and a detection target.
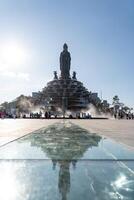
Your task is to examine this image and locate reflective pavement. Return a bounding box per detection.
[0,121,134,200]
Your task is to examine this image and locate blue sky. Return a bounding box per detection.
[0,0,134,107]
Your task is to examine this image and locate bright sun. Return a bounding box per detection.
[0,42,26,68]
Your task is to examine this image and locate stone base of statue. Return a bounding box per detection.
[38,44,90,115]
[41,77,90,113]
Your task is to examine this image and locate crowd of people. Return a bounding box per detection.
[114,112,134,120]
[29,111,56,119]
[0,110,134,119]
[0,111,57,119]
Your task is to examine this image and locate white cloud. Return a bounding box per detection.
[0,70,30,81]
[0,56,30,81]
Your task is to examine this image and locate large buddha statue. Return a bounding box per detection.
[60,43,71,79]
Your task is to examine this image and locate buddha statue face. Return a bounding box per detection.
[63,43,68,51]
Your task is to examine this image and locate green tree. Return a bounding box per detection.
[112,95,120,105]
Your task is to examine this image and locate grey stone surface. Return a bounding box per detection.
[73,119,134,150]
[0,119,58,146]
[0,119,134,149]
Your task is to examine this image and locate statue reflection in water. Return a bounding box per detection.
[22,122,101,200]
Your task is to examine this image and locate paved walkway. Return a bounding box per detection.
[0,119,58,146]
[72,119,134,150]
[0,119,134,150]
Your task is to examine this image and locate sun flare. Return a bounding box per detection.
[0,41,26,68]
[0,163,18,200]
